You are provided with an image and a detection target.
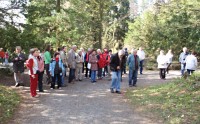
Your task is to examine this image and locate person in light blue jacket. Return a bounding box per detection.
[127,49,140,87]
[49,52,65,89]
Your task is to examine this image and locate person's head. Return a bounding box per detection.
[131,49,137,55]
[62,46,67,52]
[104,48,108,52]
[160,50,164,55]
[118,50,124,59]
[183,47,187,53]
[30,48,38,57]
[0,48,2,51]
[191,50,197,56]
[88,48,91,52]
[92,50,96,55]
[77,50,82,55]
[72,45,77,51]
[57,47,61,52]
[97,49,101,54]
[15,46,22,53]
[139,47,143,51]
[54,52,60,59]
[109,50,112,55]
[45,45,51,51]
[168,49,172,54]
[80,48,84,52]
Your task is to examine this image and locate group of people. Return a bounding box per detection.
[157,47,198,79]
[0,48,9,65]
[4,44,198,97]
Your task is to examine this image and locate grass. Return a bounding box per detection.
[126,72,200,124]
[0,85,20,124]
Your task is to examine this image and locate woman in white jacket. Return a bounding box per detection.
[157,50,168,79]
[185,51,198,75]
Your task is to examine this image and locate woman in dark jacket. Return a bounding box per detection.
[12,46,26,87]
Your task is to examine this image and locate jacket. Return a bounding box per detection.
[28,55,39,75]
[127,54,140,70]
[89,54,98,71]
[68,49,76,69]
[110,53,126,72]
[12,52,26,73]
[157,55,168,68]
[185,55,198,70]
[44,51,51,64]
[60,50,68,67]
[97,54,106,68]
[37,56,44,72]
[49,59,65,76]
[76,53,83,68]
[179,52,189,64]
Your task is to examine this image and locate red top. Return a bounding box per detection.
[0,51,5,58]
[28,58,34,75]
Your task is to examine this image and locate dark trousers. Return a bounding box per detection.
[103,66,108,77]
[129,69,138,86]
[30,74,38,97]
[38,71,44,91]
[85,62,91,77]
[69,68,75,83]
[166,63,171,74]
[159,68,166,79]
[98,68,102,78]
[82,63,85,73]
[187,69,194,75]
[51,74,61,88]
[45,64,51,83]
[139,60,144,74]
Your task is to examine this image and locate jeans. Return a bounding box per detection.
[98,68,102,78]
[181,63,186,76]
[103,66,108,76]
[51,74,61,88]
[166,63,171,74]
[69,68,75,83]
[38,71,44,91]
[5,58,8,65]
[129,69,138,86]
[187,69,194,75]
[139,60,144,74]
[110,70,121,91]
[62,68,66,86]
[91,70,96,82]
[45,64,51,83]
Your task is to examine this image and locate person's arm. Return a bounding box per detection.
[179,53,182,63]
[127,55,130,66]
[28,59,34,75]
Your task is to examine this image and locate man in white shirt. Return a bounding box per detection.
[137,47,145,74]
[185,51,198,75]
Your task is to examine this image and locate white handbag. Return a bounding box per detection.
[87,63,91,69]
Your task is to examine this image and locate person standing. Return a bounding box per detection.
[166,49,173,74]
[185,51,198,75]
[102,48,109,77]
[37,50,44,92]
[107,50,112,80]
[68,45,77,83]
[49,52,65,89]
[80,48,86,74]
[28,48,39,97]
[0,48,5,64]
[75,50,83,81]
[97,49,106,80]
[89,50,98,83]
[137,47,145,74]
[12,46,26,87]
[179,47,189,76]
[60,46,68,87]
[127,49,140,87]
[157,50,168,79]
[84,48,92,78]
[110,50,125,94]
[44,45,52,84]
[4,49,9,65]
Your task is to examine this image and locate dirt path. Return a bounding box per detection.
[10,70,180,124]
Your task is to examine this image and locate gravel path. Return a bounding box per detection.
[12,70,180,124]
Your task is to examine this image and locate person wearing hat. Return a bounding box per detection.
[110,50,126,94]
[75,50,83,81]
[49,52,65,89]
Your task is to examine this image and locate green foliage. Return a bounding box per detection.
[126,72,200,124]
[125,0,200,58]
[0,85,20,123]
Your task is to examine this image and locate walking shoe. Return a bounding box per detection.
[116,91,121,94]
[58,87,61,90]
[110,88,114,93]
[39,90,44,92]
[129,85,133,87]
[15,83,20,87]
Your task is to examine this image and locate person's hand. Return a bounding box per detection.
[117,66,120,70]
[31,75,35,78]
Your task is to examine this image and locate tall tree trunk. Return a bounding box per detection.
[56,0,61,48]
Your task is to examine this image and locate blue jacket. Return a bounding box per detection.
[49,59,65,76]
[127,54,140,70]
[179,52,189,64]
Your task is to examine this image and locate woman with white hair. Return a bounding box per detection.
[75,50,83,81]
[157,50,168,79]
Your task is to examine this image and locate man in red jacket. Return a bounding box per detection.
[0,48,5,64]
[102,48,109,77]
[97,49,106,79]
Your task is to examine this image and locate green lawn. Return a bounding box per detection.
[126,73,200,124]
[0,85,20,123]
